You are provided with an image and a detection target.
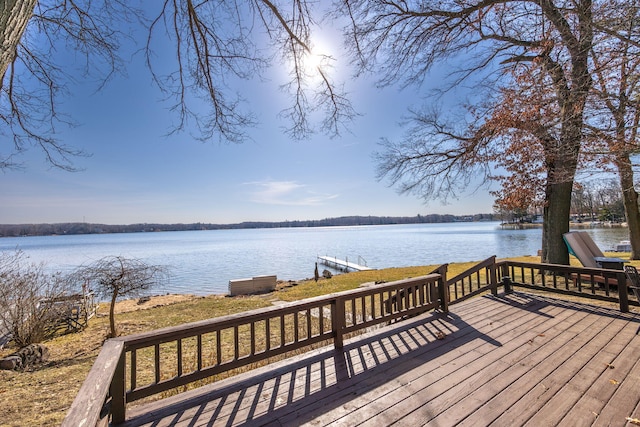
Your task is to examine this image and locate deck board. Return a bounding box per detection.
[122,292,640,427]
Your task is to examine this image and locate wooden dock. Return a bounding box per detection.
[317,255,373,272]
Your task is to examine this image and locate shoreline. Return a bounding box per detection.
[500,221,627,230]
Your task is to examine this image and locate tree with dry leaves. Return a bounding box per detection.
[1,1,353,170]
[349,0,599,264]
[486,3,640,259]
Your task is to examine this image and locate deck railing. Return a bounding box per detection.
[63,256,635,426]
[497,260,631,312]
[62,273,447,426]
[447,256,498,304]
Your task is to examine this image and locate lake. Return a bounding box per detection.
[0,222,630,296]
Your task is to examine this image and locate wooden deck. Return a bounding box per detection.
[122,292,640,426]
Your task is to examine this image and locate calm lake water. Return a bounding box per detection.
[0,222,630,296]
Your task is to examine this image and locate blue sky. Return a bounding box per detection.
[0,8,496,225]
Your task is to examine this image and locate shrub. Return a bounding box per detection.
[0,250,72,347]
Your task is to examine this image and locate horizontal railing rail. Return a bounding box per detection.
[63,273,446,426]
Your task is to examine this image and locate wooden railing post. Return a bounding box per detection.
[490,261,498,296]
[332,297,345,349]
[61,340,124,427]
[110,348,127,424]
[437,266,449,314]
[618,271,629,313]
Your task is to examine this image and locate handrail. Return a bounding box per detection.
[62,339,124,427]
[63,273,446,426]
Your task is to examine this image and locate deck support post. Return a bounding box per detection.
[618,271,629,313]
[333,297,345,349]
[110,348,127,424]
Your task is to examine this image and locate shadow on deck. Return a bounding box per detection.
[122,292,640,426]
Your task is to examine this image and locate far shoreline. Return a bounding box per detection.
[500,221,628,230]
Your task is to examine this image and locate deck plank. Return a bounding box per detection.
[121,292,640,427]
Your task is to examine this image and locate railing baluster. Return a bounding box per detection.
[333,297,345,349]
[197,334,202,371]
[130,349,137,391]
[233,326,239,361]
[177,339,182,377]
[350,298,356,326]
[154,344,160,384]
[216,330,221,366]
[370,294,375,319]
[266,318,271,351]
[250,322,255,356]
[280,314,285,347]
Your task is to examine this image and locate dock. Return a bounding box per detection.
[317,255,373,272]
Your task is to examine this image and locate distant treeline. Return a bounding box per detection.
[0,213,496,237]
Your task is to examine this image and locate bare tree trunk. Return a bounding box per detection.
[0,0,37,89]
[109,290,118,338]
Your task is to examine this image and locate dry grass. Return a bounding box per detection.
[0,294,273,427]
[0,255,636,426]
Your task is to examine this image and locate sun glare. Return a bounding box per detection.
[302,38,335,82]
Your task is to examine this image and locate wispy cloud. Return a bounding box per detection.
[244,180,339,206]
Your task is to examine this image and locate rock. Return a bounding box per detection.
[0,356,21,370]
[0,343,49,371]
